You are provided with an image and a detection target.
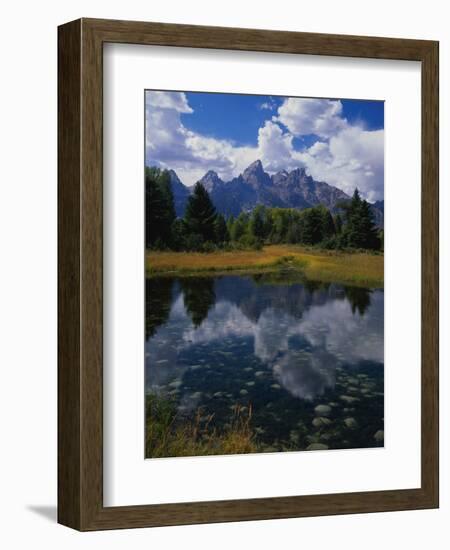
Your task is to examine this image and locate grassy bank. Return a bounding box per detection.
[146,245,384,287]
[146,392,258,458]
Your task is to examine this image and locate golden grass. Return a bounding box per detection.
[146,394,257,458]
[146,245,383,287]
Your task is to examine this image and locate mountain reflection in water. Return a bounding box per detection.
[146,274,384,453]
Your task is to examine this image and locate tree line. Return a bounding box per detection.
[145,166,383,252]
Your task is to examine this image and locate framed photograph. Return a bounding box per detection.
[58,18,439,530]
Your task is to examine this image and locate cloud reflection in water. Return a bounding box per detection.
[146,277,383,402]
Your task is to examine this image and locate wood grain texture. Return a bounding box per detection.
[420,41,439,505]
[58,18,439,531]
[57,19,82,530]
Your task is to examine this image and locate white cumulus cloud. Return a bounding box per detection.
[145,91,384,200]
[297,126,384,201]
[257,121,296,172]
[146,90,193,113]
[145,90,258,185]
[274,97,348,139]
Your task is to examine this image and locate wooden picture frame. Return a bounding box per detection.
[58,18,439,531]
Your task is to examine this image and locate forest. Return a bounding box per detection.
[145,166,383,253]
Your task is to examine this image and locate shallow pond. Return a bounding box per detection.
[145,273,384,455]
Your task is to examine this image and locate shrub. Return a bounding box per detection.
[239,233,263,250]
[184,233,204,251]
[201,241,217,253]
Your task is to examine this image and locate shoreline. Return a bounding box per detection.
[146,245,384,288]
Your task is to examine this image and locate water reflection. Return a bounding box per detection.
[179,277,215,327]
[145,274,384,452]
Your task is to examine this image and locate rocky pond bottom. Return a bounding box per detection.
[145,274,384,457]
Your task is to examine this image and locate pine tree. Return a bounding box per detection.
[145,167,176,248]
[322,208,336,238]
[286,220,301,243]
[334,213,343,234]
[302,207,324,244]
[359,199,380,249]
[157,169,176,225]
[170,218,187,251]
[226,215,235,237]
[214,213,230,243]
[344,188,364,248]
[250,205,266,240]
[184,182,217,242]
[342,189,380,250]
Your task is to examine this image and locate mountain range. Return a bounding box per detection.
[166,160,384,227]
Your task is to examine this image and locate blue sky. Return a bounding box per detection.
[182,93,383,147]
[145,90,384,201]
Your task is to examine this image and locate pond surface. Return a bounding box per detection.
[145,273,384,455]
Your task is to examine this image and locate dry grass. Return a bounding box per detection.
[146,245,383,287]
[146,393,257,458]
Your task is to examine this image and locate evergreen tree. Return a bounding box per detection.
[157,169,176,224]
[145,167,176,248]
[214,213,230,243]
[343,189,380,250]
[334,213,343,234]
[379,229,384,252]
[184,182,217,242]
[170,218,187,251]
[359,199,380,249]
[322,207,336,238]
[302,207,324,244]
[344,188,363,248]
[286,220,301,243]
[250,205,266,240]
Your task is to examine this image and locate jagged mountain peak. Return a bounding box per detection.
[167,169,191,217]
[203,169,220,178]
[168,169,184,187]
[199,169,224,192]
[149,164,382,227]
[246,158,263,169]
[243,159,265,176]
[242,159,272,188]
[289,166,307,177]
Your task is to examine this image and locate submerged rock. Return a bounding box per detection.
[314,404,332,416]
[343,417,358,429]
[312,417,332,428]
[240,389,248,396]
[374,430,384,442]
[340,395,359,404]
